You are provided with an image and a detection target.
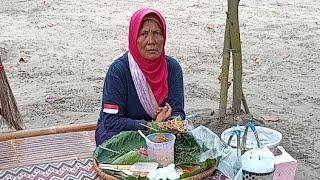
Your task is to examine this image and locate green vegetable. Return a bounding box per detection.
[174,133,201,165]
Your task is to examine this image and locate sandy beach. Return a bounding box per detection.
[1,0,319,179]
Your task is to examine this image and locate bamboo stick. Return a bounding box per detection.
[3,149,93,162]
[218,7,232,119]
[99,164,131,170]
[0,122,96,141]
[5,137,94,148]
[138,122,158,131]
[11,140,94,151]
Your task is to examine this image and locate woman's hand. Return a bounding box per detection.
[155,103,172,122]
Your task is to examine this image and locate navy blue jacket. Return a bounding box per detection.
[95,53,185,145]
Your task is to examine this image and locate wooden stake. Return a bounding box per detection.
[218,11,232,119]
[229,0,243,114]
[218,0,251,119]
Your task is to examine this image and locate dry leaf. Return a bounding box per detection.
[282,54,290,59]
[262,115,279,123]
[45,95,63,104]
[255,57,262,65]
[206,24,221,31]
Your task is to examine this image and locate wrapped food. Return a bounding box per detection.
[153,117,187,134]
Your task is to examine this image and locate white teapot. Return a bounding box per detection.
[242,147,275,180]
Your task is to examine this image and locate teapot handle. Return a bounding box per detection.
[227,126,242,162]
[242,121,261,149]
[227,126,241,148]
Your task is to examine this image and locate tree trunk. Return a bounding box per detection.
[229,0,243,114]
[218,11,231,119]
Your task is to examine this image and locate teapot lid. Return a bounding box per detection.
[242,147,275,174]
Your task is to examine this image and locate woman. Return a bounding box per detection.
[95,8,185,145]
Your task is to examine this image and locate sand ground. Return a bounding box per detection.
[0,0,319,179]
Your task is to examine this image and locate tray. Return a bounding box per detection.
[93,158,215,180]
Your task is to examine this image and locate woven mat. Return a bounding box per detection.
[0,158,99,180]
[0,130,98,180]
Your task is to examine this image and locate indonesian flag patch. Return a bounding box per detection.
[103,104,119,114]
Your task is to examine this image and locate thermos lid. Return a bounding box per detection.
[242,147,275,174]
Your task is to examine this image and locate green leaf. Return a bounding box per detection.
[93,131,147,164]
[111,151,154,165]
[150,121,169,133]
[180,159,216,179]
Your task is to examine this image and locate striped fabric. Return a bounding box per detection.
[128,52,158,119]
[0,158,99,180]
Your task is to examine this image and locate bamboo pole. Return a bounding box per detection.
[229,0,243,114]
[218,10,232,119]
[0,122,96,141]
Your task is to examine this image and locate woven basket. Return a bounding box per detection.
[93,158,215,180]
[93,159,118,180]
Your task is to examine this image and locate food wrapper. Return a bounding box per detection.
[189,126,224,162]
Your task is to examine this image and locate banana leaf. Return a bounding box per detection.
[180,159,216,179]
[111,151,154,165]
[94,131,147,164]
[150,121,169,134]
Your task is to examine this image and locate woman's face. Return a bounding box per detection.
[137,19,164,60]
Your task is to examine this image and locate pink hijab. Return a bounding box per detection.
[128,8,168,105]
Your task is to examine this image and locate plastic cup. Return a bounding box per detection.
[146,133,176,167]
